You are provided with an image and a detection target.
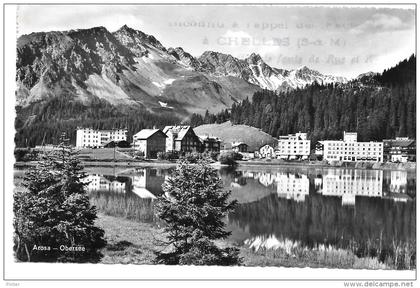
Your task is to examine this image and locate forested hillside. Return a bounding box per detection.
[213,55,416,144]
[14,95,179,146]
[15,54,415,147]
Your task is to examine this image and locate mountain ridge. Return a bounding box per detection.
[14,25,415,147]
[16,24,349,114]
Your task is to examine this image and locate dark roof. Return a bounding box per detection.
[232,142,248,148]
[384,139,415,147]
[163,126,194,140]
[197,135,221,143]
[134,129,167,140]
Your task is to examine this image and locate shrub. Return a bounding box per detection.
[157,151,179,161]
[116,140,130,148]
[180,151,203,163]
[202,151,219,162]
[154,159,241,265]
[13,144,106,262]
[134,150,144,159]
[218,151,241,166]
[157,152,164,160]
[232,152,243,161]
[14,148,40,162]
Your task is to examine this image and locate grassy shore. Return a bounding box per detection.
[96,213,163,264]
[14,146,416,171]
[15,158,416,172]
[95,213,393,269]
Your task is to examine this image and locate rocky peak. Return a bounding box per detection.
[199,51,221,61]
[198,51,248,76]
[66,26,110,39]
[16,24,350,109]
[298,65,310,71]
[113,25,166,55]
[246,53,273,78]
[200,51,239,62]
[246,53,263,64]
[119,24,133,32]
[16,25,136,92]
[294,65,322,78]
[167,47,201,69]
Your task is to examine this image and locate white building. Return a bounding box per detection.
[320,132,383,162]
[276,173,310,202]
[257,144,276,159]
[76,128,128,148]
[277,132,311,160]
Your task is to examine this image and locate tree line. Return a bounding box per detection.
[15,55,415,147]
[193,55,416,144]
[15,95,179,147]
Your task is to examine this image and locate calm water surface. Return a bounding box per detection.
[14,164,415,265]
[82,165,416,261]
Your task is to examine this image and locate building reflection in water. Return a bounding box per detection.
[228,168,415,264]
[233,168,413,206]
[320,169,383,206]
[314,176,323,190]
[131,168,165,199]
[84,174,126,193]
[384,170,411,202]
[389,170,408,193]
[256,172,277,187]
[85,168,166,199]
[276,173,309,202]
[82,166,415,266]
[84,167,413,206]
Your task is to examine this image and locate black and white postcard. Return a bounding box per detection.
[2,2,417,287]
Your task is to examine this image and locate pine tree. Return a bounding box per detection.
[154,159,241,265]
[13,139,106,262]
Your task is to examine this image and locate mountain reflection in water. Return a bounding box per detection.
[85,166,415,267]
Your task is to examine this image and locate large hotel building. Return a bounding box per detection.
[277,132,311,160]
[319,132,383,162]
[76,128,128,148]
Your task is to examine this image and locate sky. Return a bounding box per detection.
[16,4,415,78]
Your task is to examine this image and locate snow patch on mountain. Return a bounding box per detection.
[153,78,176,89]
[158,101,173,109]
[164,78,175,85]
[152,81,165,88]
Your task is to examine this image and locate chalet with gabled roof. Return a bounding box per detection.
[133,129,167,159]
[163,125,201,153]
[197,135,221,152]
[232,141,248,153]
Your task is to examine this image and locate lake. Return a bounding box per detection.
[82,165,416,268]
[15,164,415,268]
